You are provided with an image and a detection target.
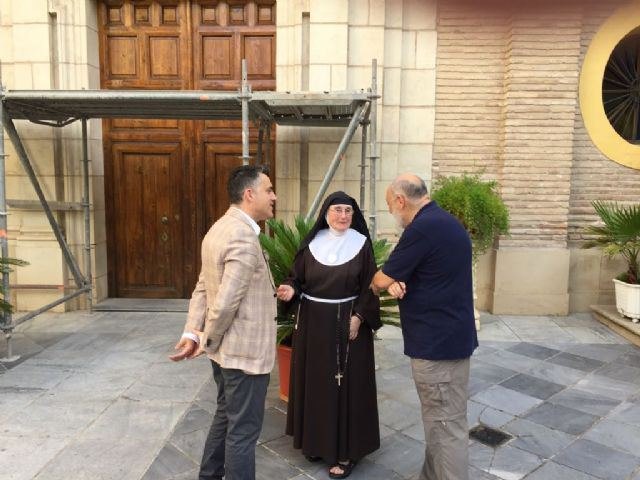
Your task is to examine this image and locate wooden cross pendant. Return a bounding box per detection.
[335,372,343,386]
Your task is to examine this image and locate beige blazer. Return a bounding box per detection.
[184,207,277,374]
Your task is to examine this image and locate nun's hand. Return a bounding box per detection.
[349,315,361,340]
[276,284,295,301]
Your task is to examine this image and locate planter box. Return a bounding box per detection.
[613,279,640,323]
[277,344,292,402]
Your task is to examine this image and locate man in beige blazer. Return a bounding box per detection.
[170,164,277,480]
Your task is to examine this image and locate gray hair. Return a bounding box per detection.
[390,176,428,201]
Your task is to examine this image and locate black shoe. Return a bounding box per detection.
[328,460,355,479]
[305,455,321,462]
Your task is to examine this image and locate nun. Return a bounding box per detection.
[276,191,381,479]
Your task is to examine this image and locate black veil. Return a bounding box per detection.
[297,191,372,255]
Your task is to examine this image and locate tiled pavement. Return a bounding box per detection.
[1,309,639,480]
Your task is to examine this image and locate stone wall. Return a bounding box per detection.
[275,0,437,237]
[0,0,104,310]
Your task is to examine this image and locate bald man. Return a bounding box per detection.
[371,174,478,480]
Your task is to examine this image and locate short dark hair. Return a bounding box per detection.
[227,164,269,204]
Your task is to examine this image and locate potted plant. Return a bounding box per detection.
[260,216,313,401]
[260,216,399,401]
[0,255,28,314]
[430,173,510,328]
[583,200,640,323]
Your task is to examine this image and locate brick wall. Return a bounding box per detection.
[434,0,640,250]
[433,7,507,182]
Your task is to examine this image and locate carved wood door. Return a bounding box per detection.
[99,0,275,298]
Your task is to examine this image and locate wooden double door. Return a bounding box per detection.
[99,0,275,298]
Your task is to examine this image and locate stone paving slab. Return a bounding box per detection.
[1,310,640,479]
[0,386,46,422]
[471,385,543,416]
[507,325,576,344]
[0,433,71,480]
[366,432,425,479]
[610,402,640,426]
[503,418,575,459]
[1,396,111,439]
[506,342,561,360]
[499,373,565,400]
[479,349,544,373]
[377,396,423,431]
[582,419,640,457]
[563,342,634,362]
[469,465,502,480]
[524,462,600,480]
[525,360,586,386]
[553,439,640,480]
[33,434,165,480]
[485,444,543,480]
[548,387,622,417]
[547,352,605,373]
[523,403,599,436]
[573,373,639,401]
[141,443,198,480]
[471,360,520,384]
[468,400,515,429]
[594,362,640,384]
[615,351,640,367]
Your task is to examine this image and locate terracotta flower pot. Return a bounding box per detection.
[277,343,292,402]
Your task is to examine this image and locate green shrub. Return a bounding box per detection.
[431,174,509,259]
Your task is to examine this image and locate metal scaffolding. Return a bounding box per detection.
[0,59,380,360]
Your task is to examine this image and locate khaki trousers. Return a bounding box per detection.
[411,357,470,480]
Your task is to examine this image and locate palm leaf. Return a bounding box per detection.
[0,256,28,314]
[583,201,640,284]
[259,217,401,340]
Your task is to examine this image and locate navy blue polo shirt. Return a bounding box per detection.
[382,201,478,360]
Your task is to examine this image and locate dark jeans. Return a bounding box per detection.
[199,360,270,480]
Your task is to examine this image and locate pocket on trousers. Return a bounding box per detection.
[420,381,451,421]
[425,381,449,403]
[411,359,454,421]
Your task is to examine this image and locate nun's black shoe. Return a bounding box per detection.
[305,455,321,462]
[328,461,355,479]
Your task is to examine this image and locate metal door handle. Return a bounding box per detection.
[161,216,169,224]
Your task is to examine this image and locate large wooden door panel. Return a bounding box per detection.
[110,143,184,298]
[192,1,276,91]
[202,143,256,227]
[100,1,190,89]
[100,0,275,298]
[243,34,275,80]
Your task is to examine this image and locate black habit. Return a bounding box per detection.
[284,192,381,464]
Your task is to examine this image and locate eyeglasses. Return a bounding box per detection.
[328,206,354,216]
